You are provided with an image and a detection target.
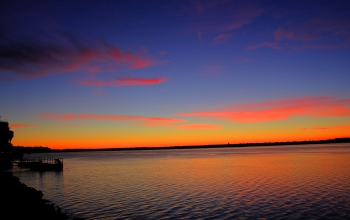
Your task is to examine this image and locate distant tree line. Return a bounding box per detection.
[12,146,52,153]
[54,137,350,152]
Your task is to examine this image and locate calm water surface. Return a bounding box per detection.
[12,144,350,219]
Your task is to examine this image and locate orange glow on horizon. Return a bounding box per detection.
[12,129,349,150]
[9,96,350,150]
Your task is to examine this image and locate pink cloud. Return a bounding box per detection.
[79,77,167,87]
[247,41,281,50]
[135,117,186,126]
[173,123,222,130]
[10,123,38,128]
[159,51,168,55]
[290,44,350,50]
[180,1,240,17]
[187,0,217,14]
[0,32,163,80]
[274,28,295,41]
[218,5,264,32]
[213,34,232,44]
[40,113,185,127]
[177,96,350,123]
[181,2,263,45]
[249,18,350,50]
[41,113,140,121]
[197,31,204,44]
[129,57,154,69]
[235,96,332,109]
[274,28,317,42]
[303,126,350,131]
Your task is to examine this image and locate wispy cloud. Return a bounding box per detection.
[185,1,264,32]
[79,77,167,87]
[249,17,350,50]
[180,1,263,44]
[129,57,154,69]
[0,31,161,80]
[247,41,281,50]
[219,7,263,32]
[213,33,232,45]
[10,123,38,128]
[276,18,350,42]
[274,27,316,42]
[302,125,350,131]
[173,123,222,130]
[135,117,186,127]
[177,96,350,123]
[40,113,185,127]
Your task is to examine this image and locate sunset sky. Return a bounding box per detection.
[1,0,350,149]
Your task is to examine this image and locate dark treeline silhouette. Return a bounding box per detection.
[1,146,52,169]
[0,119,14,152]
[0,119,19,169]
[53,137,350,152]
[13,146,51,153]
[1,118,82,219]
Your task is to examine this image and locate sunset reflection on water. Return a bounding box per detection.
[14,144,350,219]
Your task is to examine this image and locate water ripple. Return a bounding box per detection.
[13,144,350,220]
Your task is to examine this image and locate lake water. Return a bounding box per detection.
[12,144,350,219]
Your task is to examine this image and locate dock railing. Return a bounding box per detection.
[18,157,63,165]
[13,157,63,171]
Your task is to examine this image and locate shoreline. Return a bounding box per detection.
[0,171,83,220]
[50,137,350,152]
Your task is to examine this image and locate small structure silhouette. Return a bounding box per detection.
[1,116,63,171]
[15,157,63,171]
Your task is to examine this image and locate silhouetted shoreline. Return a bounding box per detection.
[0,172,83,220]
[50,137,350,152]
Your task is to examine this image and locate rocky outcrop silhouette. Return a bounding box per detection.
[0,172,84,220]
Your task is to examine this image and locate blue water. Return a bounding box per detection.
[12,144,350,219]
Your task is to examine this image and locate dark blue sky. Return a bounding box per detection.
[1,0,350,148]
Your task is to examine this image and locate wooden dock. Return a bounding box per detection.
[13,157,63,171]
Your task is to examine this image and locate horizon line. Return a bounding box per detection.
[45,137,350,151]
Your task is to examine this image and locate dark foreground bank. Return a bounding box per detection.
[0,172,83,220]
